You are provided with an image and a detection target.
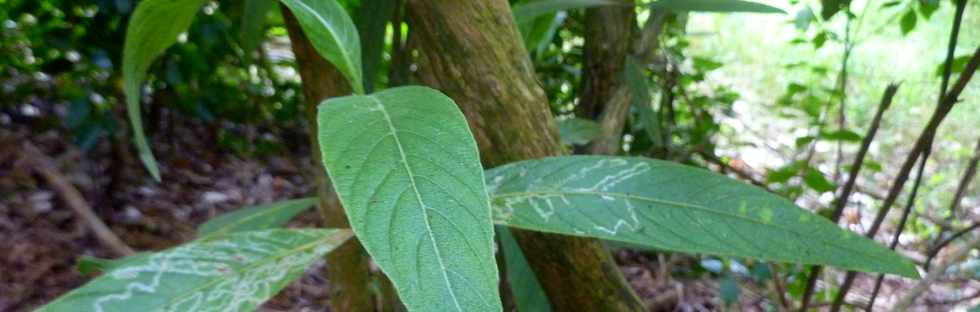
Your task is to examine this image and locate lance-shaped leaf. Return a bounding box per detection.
[648,0,785,13]
[317,86,501,311]
[512,0,618,23]
[486,156,918,278]
[241,0,276,61]
[38,229,353,312]
[122,0,208,181]
[499,227,552,312]
[279,0,363,94]
[197,197,318,238]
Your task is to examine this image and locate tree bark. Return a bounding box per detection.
[577,2,636,155]
[282,7,384,312]
[406,1,645,311]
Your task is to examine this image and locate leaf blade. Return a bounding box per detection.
[486,156,918,278]
[649,0,785,13]
[122,0,208,181]
[196,197,318,238]
[279,0,363,94]
[317,86,501,311]
[512,0,618,23]
[38,229,353,312]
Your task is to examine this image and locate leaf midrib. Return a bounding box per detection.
[368,95,464,311]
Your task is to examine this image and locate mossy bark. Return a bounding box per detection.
[406,1,645,311]
[579,2,636,156]
[282,7,382,312]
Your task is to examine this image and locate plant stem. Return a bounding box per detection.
[798,83,898,311]
[891,234,980,311]
[830,45,980,312]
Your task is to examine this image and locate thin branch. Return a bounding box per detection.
[891,234,980,311]
[925,221,980,269]
[830,44,980,312]
[867,148,932,310]
[22,142,135,257]
[798,84,899,311]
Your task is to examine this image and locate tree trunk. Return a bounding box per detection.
[282,7,383,312]
[578,2,636,155]
[406,1,645,311]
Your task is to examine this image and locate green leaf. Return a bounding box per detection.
[803,167,836,193]
[649,0,785,13]
[821,129,862,142]
[317,86,501,311]
[499,227,552,312]
[520,11,567,58]
[900,9,917,35]
[624,57,662,147]
[934,54,972,77]
[196,197,318,238]
[38,229,353,312]
[719,274,740,305]
[820,0,848,19]
[557,118,601,146]
[512,0,618,24]
[355,0,396,93]
[241,0,275,61]
[122,0,208,181]
[279,0,364,94]
[76,253,152,275]
[486,156,919,278]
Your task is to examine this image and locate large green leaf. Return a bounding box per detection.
[499,227,552,312]
[648,0,785,13]
[38,229,353,312]
[196,197,318,238]
[279,0,364,94]
[512,0,617,23]
[317,86,501,311]
[241,0,276,61]
[122,0,208,181]
[486,156,918,278]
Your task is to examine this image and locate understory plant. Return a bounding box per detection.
[37,0,919,311]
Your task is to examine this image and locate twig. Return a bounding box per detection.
[867,148,932,310]
[925,221,980,269]
[798,84,899,311]
[22,142,135,257]
[830,44,980,312]
[891,234,980,311]
[946,138,980,223]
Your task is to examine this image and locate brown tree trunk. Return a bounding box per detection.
[578,2,636,155]
[406,1,645,311]
[282,7,385,312]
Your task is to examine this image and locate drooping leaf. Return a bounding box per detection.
[499,227,553,312]
[900,9,917,35]
[557,118,601,146]
[241,0,276,61]
[624,57,662,147]
[512,0,618,24]
[486,156,919,278]
[38,229,353,312]
[520,11,567,59]
[196,197,318,238]
[934,54,972,77]
[317,86,501,311]
[122,0,208,181]
[820,0,849,19]
[280,0,364,94]
[649,0,785,13]
[803,167,836,193]
[355,0,396,93]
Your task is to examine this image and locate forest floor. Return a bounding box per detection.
[0,105,975,311]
